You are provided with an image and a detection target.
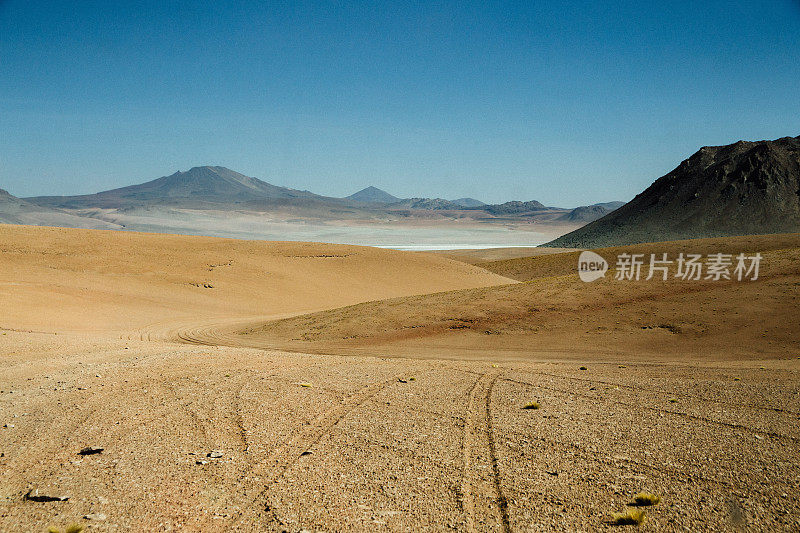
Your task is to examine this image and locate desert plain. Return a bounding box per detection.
[0,224,799,532]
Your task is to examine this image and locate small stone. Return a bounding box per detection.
[25,489,69,502]
[207,450,224,459]
[84,512,107,521]
[3,424,14,428]
[300,451,312,456]
[95,374,102,378]
[79,446,104,455]
[196,460,209,465]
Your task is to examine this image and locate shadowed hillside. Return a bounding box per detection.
[546,135,800,247]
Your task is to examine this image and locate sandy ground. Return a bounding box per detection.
[1,225,799,532]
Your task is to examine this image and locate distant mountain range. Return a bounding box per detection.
[0,188,120,229]
[546,135,800,247]
[30,166,320,209]
[5,134,798,246]
[15,167,622,228]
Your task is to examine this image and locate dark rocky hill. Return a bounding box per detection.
[545,135,800,247]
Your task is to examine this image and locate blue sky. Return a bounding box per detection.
[1,0,799,206]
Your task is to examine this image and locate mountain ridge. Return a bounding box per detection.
[346,186,400,204]
[27,166,322,209]
[545,135,800,247]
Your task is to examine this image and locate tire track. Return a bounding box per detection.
[460,371,512,533]
[226,375,399,530]
[460,373,483,532]
[486,373,512,533]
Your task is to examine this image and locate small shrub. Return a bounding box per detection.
[669,398,678,403]
[580,366,588,371]
[523,401,540,410]
[733,377,741,381]
[47,526,84,533]
[299,382,312,388]
[409,377,416,381]
[632,492,661,506]
[610,509,645,525]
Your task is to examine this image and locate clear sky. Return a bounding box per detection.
[1,1,799,206]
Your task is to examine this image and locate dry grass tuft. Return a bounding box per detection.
[669,398,678,403]
[522,401,540,410]
[299,382,313,388]
[610,508,646,526]
[631,492,661,506]
[47,526,84,533]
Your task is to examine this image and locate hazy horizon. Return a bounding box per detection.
[2,1,799,206]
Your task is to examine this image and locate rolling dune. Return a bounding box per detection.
[0,224,513,333]
[212,234,800,361]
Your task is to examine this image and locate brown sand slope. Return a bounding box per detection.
[1,226,799,531]
[220,234,800,360]
[3,336,797,531]
[0,224,513,333]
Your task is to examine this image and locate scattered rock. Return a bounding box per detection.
[397,378,407,383]
[207,450,224,459]
[3,423,14,428]
[79,446,104,455]
[300,451,312,456]
[196,460,209,465]
[25,489,69,502]
[545,470,559,476]
[84,512,107,521]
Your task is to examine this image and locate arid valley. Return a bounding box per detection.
[3,2,800,530]
[1,224,798,532]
